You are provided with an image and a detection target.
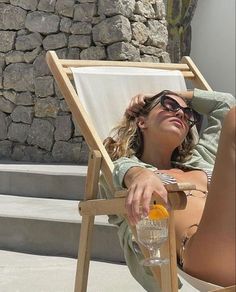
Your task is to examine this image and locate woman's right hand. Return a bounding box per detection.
[124,167,168,225]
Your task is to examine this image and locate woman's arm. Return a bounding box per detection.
[184,89,235,170]
[113,156,168,225]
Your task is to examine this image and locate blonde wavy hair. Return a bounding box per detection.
[104,90,199,163]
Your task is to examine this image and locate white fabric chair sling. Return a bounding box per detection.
[46,51,233,292]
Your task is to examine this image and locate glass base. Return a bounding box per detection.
[140,257,169,267]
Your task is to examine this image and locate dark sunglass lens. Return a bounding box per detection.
[162,96,179,111]
[184,108,194,121]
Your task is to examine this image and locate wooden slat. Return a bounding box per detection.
[181,56,213,90]
[74,215,95,292]
[168,211,178,292]
[46,50,115,191]
[60,59,191,70]
[79,189,188,216]
[74,151,102,292]
[64,67,195,79]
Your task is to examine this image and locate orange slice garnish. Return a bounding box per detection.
[148,204,169,220]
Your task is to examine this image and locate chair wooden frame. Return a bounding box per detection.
[46,51,234,292]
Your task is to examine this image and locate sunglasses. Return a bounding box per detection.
[159,95,198,127]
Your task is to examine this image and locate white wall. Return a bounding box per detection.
[191,0,235,96]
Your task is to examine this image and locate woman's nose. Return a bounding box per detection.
[175,108,185,120]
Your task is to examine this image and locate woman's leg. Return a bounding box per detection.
[184,107,236,286]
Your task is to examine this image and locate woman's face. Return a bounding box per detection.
[137,94,190,146]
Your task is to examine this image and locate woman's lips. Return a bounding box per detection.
[169,118,185,128]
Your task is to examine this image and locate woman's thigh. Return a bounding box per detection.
[183,107,236,286]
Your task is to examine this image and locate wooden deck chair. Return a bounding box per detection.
[46,51,235,292]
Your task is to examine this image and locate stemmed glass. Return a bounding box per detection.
[136,205,169,266]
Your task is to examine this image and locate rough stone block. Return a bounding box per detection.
[139,45,162,56]
[5,51,25,64]
[131,22,148,44]
[52,141,81,162]
[33,53,51,77]
[141,54,160,62]
[0,53,5,69]
[38,0,56,12]
[15,33,43,51]
[60,100,70,112]
[130,14,146,22]
[15,91,34,105]
[0,4,27,30]
[35,97,60,118]
[8,122,30,143]
[98,0,135,18]
[25,11,60,34]
[24,47,42,63]
[77,140,89,164]
[153,0,166,19]
[27,118,54,151]
[55,48,68,59]
[74,3,97,22]
[68,35,91,49]
[67,48,81,59]
[0,31,16,53]
[43,33,67,50]
[55,0,75,18]
[93,15,132,45]
[11,144,25,160]
[73,118,81,137]
[24,145,47,162]
[0,111,7,139]
[11,105,34,124]
[159,51,171,63]
[10,0,38,11]
[107,41,140,61]
[0,140,12,158]
[78,0,96,2]
[3,63,34,92]
[0,96,15,113]
[135,0,156,18]
[80,46,106,60]
[70,22,92,35]
[146,19,168,48]
[55,115,73,141]
[60,17,72,33]
[3,90,17,103]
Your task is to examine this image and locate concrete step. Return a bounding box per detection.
[0,250,145,292]
[0,163,87,200]
[0,194,124,263]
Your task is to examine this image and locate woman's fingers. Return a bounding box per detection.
[125,169,168,225]
[126,93,153,117]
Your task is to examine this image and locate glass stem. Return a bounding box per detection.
[149,246,159,258]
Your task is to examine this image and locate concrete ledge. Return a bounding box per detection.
[0,164,87,199]
[0,195,124,262]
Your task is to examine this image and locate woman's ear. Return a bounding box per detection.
[137,116,147,130]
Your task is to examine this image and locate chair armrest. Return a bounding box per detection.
[79,182,195,215]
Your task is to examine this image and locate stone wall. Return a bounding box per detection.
[0,0,170,164]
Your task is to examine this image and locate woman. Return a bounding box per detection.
[101,89,235,291]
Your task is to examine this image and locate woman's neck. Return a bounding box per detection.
[140,146,173,169]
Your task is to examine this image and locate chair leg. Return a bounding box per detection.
[74,215,95,292]
[159,210,177,292]
[74,150,102,292]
